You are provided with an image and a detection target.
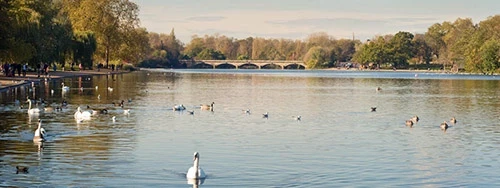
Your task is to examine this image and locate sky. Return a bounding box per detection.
[133,0,499,44]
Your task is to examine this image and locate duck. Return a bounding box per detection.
[186,152,206,179]
[200,102,214,111]
[33,119,46,142]
[376,87,382,91]
[173,104,186,111]
[411,115,419,123]
[187,110,194,115]
[242,109,251,114]
[16,166,29,174]
[450,117,457,124]
[371,107,377,112]
[262,112,269,118]
[441,121,449,131]
[293,115,301,121]
[405,120,413,127]
[26,99,41,115]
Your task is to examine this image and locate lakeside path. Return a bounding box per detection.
[0,69,129,92]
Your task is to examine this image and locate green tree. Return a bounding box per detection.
[65,0,140,67]
[479,39,500,74]
[303,46,328,69]
[196,48,226,60]
[389,31,414,68]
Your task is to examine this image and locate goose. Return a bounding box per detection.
[33,119,46,142]
[450,117,457,124]
[61,83,70,92]
[441,121,449,131]
[262,112,269,118]
[173,104,186,111]
[371,107,377,112]
[26,99,41,115]
[200,102,214,111]
[186,152,206,179]
[405,120,413,127]
[411,115,419,123]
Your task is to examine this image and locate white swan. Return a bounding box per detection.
[112,116,116,122]
[33,119,46,142]
[186,152,206,179]
[61,83,70,92]
[108,87,113,92]
[26,99,41,115]
[74,106,91,121]
[123,109,130,115]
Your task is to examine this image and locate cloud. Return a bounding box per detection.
[137,6,452,43]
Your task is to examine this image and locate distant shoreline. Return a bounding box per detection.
[0,69,129,92]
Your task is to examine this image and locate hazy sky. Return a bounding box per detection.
[133,0,499,43]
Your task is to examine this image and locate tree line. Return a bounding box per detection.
[150,16,500,73]
[1,1,498,74]
[0,0,147,70]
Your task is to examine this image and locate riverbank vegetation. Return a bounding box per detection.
[0,1,498,73]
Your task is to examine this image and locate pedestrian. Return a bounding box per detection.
[22,63,27,77]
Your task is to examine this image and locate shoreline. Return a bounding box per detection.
[0,69,129,92]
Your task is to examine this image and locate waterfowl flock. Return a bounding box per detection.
[1,73,467,183]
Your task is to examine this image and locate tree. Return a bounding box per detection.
[196,48,226,60]
[479,39,500,74]
[65,0,140,67]
[72,31,97,69]
[303,46,328,69]
[413,34,432,65]
[390,31,415,68]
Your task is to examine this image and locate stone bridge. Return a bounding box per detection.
[180,60,306,69]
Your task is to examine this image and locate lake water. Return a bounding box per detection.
[0,69,499,187]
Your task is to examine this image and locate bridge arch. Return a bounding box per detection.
[215,63,236,69]
[261,63,283,69]
[238,63,259,69]
[284,63,306,69]
[192,62,214,69]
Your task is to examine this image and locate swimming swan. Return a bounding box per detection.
[61,83,70,92]
[186,152,206,179]
[33,119,46,142]
[74,106,91,121]
[26,99,41,115]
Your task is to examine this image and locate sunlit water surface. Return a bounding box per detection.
[1,69,499,187]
